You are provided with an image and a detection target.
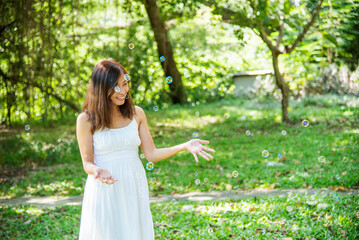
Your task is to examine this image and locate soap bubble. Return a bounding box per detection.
[261,229,266,235]
[171,199,176,204]
[199,230,204,235]
[166,76,173,84]
[128,43,134,49]
[302,120,309,127]
[140,154,145,159]
[278,153,282,158]
[262,150,269,158]
[232,171,239,177]
[318,156,326,163]
[192,132,199,138]
[246,130,251,136]
[25,125,30,131]
[281,130,287,135]
[151,177,157,184]
[195,179,200,185]
[195,111,200,117]
[114,86,121,93]
[124,74,131,81]
[153,106,159,112]
[160,56,165,62]
[203,178,208,183]
[194,172,198,176]
[224,113,230,119]
[343,157,348,162]
[146,162,154,171]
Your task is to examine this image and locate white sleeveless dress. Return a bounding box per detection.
[79,118,154,240]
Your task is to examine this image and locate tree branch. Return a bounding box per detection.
[285,0,324,53]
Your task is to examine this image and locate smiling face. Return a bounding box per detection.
[110,74,129,106]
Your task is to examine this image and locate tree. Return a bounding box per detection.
[211,0,324,122]
[142,0,187,104]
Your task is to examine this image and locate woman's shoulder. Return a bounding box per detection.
[77,112,91,130]
[134,105,145,115]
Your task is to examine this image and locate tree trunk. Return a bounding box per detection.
[272,52,290,123]
[143,0,186,104]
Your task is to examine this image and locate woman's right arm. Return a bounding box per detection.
[76,113,118,184]
[76,112,99,175]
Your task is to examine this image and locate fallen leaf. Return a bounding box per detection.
[226,184,232,191]
[282,237,293,240]
[24,219,31,225]
[317,203,329,209]
[306,201,317,205]
[340,230,347,237]
[341,171,347,176]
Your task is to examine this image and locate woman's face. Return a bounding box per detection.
[110,74,129,106]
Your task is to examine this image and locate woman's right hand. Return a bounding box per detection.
[94,167,118,185]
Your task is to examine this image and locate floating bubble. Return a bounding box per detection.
[261,229,266,235]
[160,56,165,62]
[130,6,134,10]
[128,43,134,49]
[114,86,121,93]
[262,150,269,158]
[203,178,208,183]
[232,171,239,178]
[224,113,230,119]
[335,174,340,180]
[286,206,293,212]
[195,179,200,185]
[194,172,198,176]
[343,157,348,163]
[25,125,30,131]
[281,130,287,136]
[153,106,159,112]
[195,111,200,117]
[208,229,213,234]
[318,156,326,163]
[192,132,199,138]
[246,130,251,136]
[278,153,282,158]
[199,230,204,235]
[333,193,339,200]
[166,76,173,84]
[146,162,154,171]
[151,177,157,184]
[302,120,309,127]
[26,133,30,136]
[140,153,145,159]
[124,74,131,81]
[191,103,195,107]
[171,199,176,204]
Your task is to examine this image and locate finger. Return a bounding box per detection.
[199,140,210,144]
[202,146,216,153]
[198,151,209,161]
[201,150,213,159]
[110,176,118,182]
[193,153,199,163]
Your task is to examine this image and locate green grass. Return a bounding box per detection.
[1,94,358,198]
[1,193,358,239]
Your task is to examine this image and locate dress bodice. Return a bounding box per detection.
[92,118,141,162]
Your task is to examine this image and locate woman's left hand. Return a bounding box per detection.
[185,139,215,163]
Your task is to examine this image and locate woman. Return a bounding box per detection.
[76,59,215,240]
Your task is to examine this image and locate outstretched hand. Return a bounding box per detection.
[94,167,118,185]
[185,139,215,163]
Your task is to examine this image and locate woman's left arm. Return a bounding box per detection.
[136,106,215,163]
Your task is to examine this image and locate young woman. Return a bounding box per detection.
[76,59,215,239]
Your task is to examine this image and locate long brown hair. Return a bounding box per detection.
[82,59,135,134]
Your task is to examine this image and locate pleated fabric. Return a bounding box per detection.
[79,118,154,240]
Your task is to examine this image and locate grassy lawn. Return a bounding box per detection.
[0,94,358,198]
[1,193,358,239]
